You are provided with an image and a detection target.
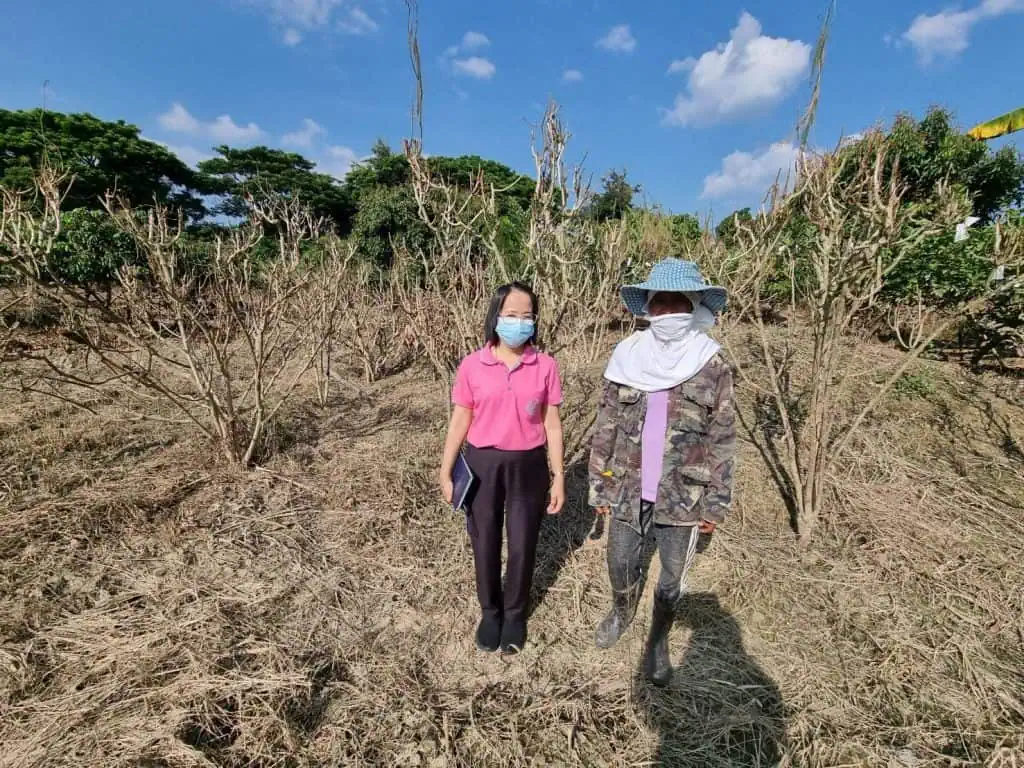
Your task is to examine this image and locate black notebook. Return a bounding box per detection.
[451,451,475,512]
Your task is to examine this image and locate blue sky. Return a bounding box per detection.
[2,0,1022,219]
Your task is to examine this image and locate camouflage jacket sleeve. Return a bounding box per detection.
[702,361,737,524]
[588,380,619,508]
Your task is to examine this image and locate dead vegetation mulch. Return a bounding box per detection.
[1,344,1023,767]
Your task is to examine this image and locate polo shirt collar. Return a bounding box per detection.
[480,344,538,366]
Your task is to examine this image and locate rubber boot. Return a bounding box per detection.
[642,596,676,686]
[595,563,638,649]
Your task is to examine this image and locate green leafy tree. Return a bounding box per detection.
[345,140,411,199]
[0,109,205,219]
[837,109,1024,306]
[350,185,430,268]
[715,208,753,247]
[843,107,1024,220]
[345,142,534,265]
[428,155,534,216]
[669,213,702,254]
[347,142,533,216]
[589,169,639,222]
[197,146,355,230]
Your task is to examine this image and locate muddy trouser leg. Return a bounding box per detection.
[644,523,699,685]
[499,447,549,651]
[464,445,507,650]
[596,501,654,649]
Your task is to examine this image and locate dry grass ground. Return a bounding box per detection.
[1,328,1022,767]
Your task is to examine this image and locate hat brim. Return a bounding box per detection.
[621,284,728,316]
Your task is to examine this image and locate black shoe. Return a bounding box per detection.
[643,596,675,686]
[499,617,526,654]
[476,613,501,652]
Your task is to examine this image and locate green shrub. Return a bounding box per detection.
[50,208,140,284]
[883,229,995,307]
[893,371,937,400]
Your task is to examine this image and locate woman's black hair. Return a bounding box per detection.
[483,281,540,347]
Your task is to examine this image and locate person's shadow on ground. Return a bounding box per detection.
[634,592,786,768]
[528,460,599,618]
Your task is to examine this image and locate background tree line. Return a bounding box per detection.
[2,105,1022,344]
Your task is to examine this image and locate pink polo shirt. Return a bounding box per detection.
[452,345,563,451]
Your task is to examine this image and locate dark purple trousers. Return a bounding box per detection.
[464,444,549,624]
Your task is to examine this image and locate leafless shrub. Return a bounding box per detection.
[725,134,1024,540]
[0,293,20,361]
[332,243,411,384]
[391,240,488,388]
[247,191,327,266]
[0,167,71,325]
[523,105,645,364]
[398,140,498,384]
[884,290,938,351]
[290,236,348,406]
[0,174,331,466]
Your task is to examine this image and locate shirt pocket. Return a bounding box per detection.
[670,383,714,437]
[616,386,643,406]
[665,385,714,486]
[521,384,547,423]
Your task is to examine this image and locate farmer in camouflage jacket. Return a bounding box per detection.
[589,258,736,686]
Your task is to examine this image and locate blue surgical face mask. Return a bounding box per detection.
[495,317,535,348]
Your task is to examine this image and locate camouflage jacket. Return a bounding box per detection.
[588,354,736,529]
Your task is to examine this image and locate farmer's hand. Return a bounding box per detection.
[547,475,565,515]
[696,520,715,554]
[595,506,611,517]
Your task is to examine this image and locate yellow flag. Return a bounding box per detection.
[967,107,1024,140]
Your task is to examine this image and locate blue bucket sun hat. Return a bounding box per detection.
[621,258,728,317]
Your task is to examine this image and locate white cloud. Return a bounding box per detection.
[338,7,378,34]
[662,12,809,126]
[260,0,342,27]
[209,115,264,142]
[158,103,201,134]
[452,56,496,80]
[441,30,496,80]
[461,31,490,50]
[158,103,265,143]
[282,118,326,148]
[701,141,802,200]
[667,57,696,75]
[244,0,377,43]
[319,145,359,180]
[562,69,584,83]
[900,0,1024,64]
[596,24,636,54]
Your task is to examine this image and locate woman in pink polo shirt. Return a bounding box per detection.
[439,282,566,654]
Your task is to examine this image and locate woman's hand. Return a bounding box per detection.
[547,474,565,515]
[439,471,454,505]
[439,406,472,507]
[595,506,611,517]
